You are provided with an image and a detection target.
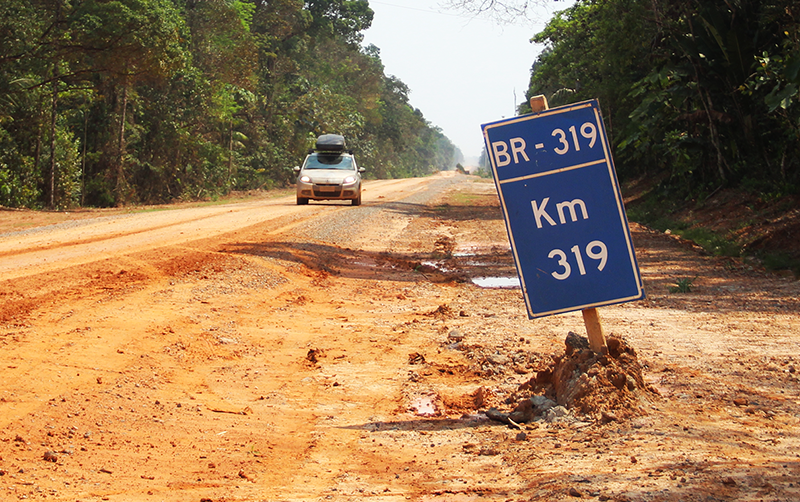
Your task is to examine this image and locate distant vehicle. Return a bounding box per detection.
[294,134,365,206]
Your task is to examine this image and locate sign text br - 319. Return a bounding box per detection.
[482,99,644,318]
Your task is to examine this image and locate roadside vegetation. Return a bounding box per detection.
[0,0,460,209]
[471,0,799,276]
[522,0,798,197]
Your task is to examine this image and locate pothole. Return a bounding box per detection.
[471,276,520,289]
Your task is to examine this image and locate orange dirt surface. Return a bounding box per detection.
[1,172,799,502]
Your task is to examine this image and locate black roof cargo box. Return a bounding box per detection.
[315,134,346,152]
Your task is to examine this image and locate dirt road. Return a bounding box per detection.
[1,172,799,502]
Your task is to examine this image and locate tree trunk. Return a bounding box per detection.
[49,67,59,209]
[81,101,88,206]
[700,88,727,182]
[228,120,234,188]
[115,77,129,206]
[34,100,43,193]
[686,17,727,182]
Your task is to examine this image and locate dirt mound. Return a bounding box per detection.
[494,333,658,424]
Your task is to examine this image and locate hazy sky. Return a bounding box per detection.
[362,1,563,163]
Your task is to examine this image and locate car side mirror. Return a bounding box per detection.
[358,167,366,173]
[293,166,300,172]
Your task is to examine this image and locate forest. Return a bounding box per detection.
[0,0,461,209]
[3,0,798,211]
[515,0,799,202]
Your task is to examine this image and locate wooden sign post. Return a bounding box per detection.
[530,94,606,354]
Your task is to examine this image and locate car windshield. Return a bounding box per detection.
[304,153,354,170]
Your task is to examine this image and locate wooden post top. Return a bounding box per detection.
[530,95,549,113]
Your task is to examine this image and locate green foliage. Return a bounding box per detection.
[679,227,742,258]
[526,0,800,199]
[0,127,41,208]
[0,0,458,209]
[759,252,800,277]
[669,277,697,294]
[47,118,83,208]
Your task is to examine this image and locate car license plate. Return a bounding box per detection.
[318,186,337,192]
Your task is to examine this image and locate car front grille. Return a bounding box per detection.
[313,184,342,197]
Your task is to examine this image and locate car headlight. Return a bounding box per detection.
[299,175,311,183]
[343,176,357,184]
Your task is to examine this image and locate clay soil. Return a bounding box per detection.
[1,172,799,502]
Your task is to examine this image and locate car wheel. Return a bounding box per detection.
[351,191,361,206]
[297,197,309,205]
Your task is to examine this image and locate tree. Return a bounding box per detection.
[306,0,373,45]
[526,0,800,195]
[523,0,653,141]
[0,0,461,208]
[73,0,188,204]
[619,0,799,191]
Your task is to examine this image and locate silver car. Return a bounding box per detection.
[294,151,364,206]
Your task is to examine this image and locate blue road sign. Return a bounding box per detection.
[481,99,644,318]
